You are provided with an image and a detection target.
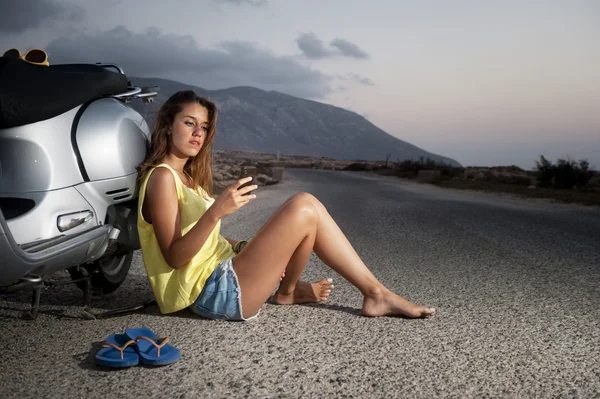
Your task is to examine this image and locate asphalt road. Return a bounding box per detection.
[1,169,599,398]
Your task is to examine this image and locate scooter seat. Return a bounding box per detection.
[0,58,129,129]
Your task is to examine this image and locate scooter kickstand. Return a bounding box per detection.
[21,283,44,320]
[30,284,42,319]
[80,273,97,320]
[11,275,46,320]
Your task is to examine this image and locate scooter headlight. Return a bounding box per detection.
[57,210,94,232]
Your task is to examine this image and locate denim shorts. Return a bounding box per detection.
[189,257,259,321]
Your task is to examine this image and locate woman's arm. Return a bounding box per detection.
[145,169,257,269]
[145,168,220,269]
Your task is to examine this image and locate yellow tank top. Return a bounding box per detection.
[137,163,236,314]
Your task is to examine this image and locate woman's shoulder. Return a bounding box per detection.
[148,165,175,183]
[140,162,174,181]
[145,164,181,196]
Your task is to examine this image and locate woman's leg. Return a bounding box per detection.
[271,194,334,305]
[232,193,435,319]
[232,197,323,317]
[272,224,333,305]
[289,193,435,318]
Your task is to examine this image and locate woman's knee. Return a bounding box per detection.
[292,192,329,216]
[289,192,322,207]
[285,196,319,225]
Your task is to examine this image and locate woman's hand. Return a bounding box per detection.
[208,177,257,220]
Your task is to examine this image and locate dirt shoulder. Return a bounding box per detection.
[428,178,600,207]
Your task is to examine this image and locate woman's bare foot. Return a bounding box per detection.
[273,278,334,305]
[362,288,435,318]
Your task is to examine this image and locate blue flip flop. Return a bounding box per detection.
[95,333,139,368]
[125,328,180,366]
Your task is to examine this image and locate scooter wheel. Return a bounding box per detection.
[68,251,133,295]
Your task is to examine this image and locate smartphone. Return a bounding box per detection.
[238,166,257,195]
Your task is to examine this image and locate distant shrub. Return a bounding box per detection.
[343,162,369,171]
[391,156,464,179]
[490,165,526,173]
[439,165,464,179]
[495,174,532,186]
[534,155,593,189]
[588,172,600,188]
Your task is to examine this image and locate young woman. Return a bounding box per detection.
[137,90,435,321]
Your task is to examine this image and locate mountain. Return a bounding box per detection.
[129,77,461,166]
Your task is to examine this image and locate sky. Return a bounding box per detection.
[1,0,598,169]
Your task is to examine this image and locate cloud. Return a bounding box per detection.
[296,32,331,59]
[46,26,331,99]
[330,38,369,59]
[350,73,375,86]
[214,0,268,6]
[296,33,370,60]
[0,0,84,33]
[337,73,375,86]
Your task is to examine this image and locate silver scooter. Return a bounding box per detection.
[0,57,157,319]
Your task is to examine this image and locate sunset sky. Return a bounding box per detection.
[1,0,598,169]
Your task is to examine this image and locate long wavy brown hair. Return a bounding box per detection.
[138,90,218,197]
